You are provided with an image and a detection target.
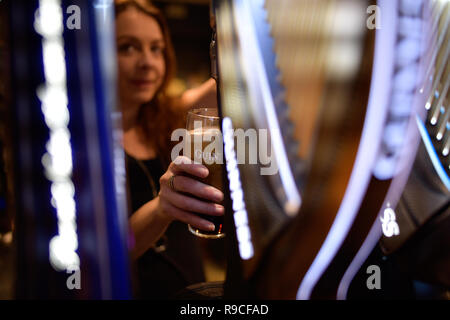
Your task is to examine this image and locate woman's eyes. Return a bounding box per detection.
[118,43,165,55]
[150,45,165,55]
[118,43,137,53]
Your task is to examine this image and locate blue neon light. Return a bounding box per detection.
[416,115,450,190]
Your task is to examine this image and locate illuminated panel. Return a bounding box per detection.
[233,0,301,216]
[223,117,254,260]
[296,0,391,300]
[337,0,442,299]
[34,0,80,272]
[215,0,302,271]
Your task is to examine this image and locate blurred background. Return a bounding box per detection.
[153,0,212,94]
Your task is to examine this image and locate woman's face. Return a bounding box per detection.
[116,7,166,108]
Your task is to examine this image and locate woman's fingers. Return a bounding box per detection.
[160,200,216,232]
[161,187,224,217]
[158,157,225,228]
[169,156,209,179]
[170,175,223,203]
[162,156,224,202]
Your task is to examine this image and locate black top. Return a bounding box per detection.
[125,153,205,299]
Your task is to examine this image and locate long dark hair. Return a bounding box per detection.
[115,0,185,167]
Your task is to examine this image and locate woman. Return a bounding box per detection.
[115,0,224,299]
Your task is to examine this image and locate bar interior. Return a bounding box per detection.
[0,0,448,300]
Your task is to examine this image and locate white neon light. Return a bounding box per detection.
[223,117,254,260]
[337,0,429,300]
[337,221,381,300]
[94,0,113,22]
[33,0,64,36]
[39,87,69,129]
[380,207,400,237]
[297,0,397,300]
[233,0,301,216]
[42,39,66,83]
[35,0,80,272]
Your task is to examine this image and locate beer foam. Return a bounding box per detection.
[188,128,222,136]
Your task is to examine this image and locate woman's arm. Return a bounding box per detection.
[128,197,172,260]
[178,78,218,111]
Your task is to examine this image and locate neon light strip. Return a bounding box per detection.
[223,117,254,260]
[297,0,396,300]
[337,96,442,302]
[337,220,382,299]
[416,116,450,190]
[338,116,423,299]
[35,0,80,272]
[337,120,422,299]
[337,0,433,299]
[233,0,301,215]
[94,0,112,21]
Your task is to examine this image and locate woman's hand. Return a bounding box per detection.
[158,156,224,231]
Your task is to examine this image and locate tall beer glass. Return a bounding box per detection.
[186,108,225,239]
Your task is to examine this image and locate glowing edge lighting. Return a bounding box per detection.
[223,117,254,260]
[337,0,432,299]
[337,219,382,299]
[416,116,450,190]
[94,0,112,22]
[297,0,396,300]
[337,123,422,299]
[35,0,80,272]
[233,0,301,215]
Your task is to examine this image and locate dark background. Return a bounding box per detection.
[153,0,212,93]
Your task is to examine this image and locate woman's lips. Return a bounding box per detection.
[130,79,157,88]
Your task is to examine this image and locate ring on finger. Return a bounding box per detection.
[168,174,177,192]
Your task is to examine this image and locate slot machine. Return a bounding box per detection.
[7,0,131,299]
[379,0,450,290]
[212,0,449,299]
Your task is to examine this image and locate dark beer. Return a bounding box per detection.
[185,115,225,239]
